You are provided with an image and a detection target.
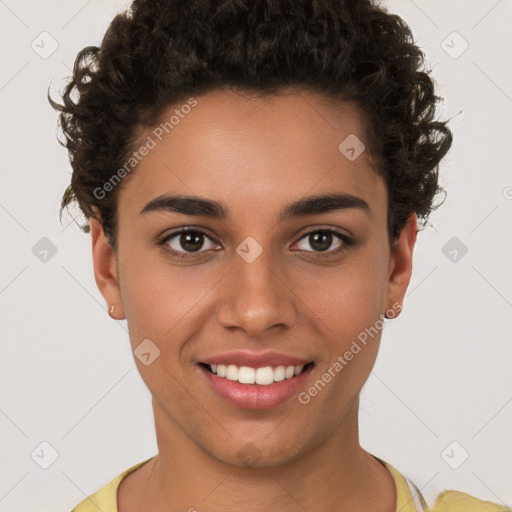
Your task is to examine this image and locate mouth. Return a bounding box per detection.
[198,361,315,385]
[196,361,315,410]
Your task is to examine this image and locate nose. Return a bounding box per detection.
[216,246,298,337]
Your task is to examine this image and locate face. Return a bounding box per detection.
[91,88,416,468]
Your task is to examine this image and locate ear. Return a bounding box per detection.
[385,213,418,318]
[90,216,125,320]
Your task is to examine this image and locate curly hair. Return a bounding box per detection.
[48,0,452,251]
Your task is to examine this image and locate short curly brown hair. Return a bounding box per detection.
[48,0,452,252]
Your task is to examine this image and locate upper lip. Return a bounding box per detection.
[200,350,313,368]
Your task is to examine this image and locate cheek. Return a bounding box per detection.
[296,250,388,377]
[304,257,387,335]
[301,272,387,417]
[118,251,223,354]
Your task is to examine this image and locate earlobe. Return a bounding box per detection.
[90,216,126,320]
[385,213,418,318]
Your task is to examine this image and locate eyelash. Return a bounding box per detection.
[158,226,353,260]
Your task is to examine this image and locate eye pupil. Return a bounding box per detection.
[310,231,332,252]
[180,232,203,252]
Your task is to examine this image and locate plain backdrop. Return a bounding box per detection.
[0,0,511,511]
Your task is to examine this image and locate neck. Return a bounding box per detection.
[118,396,396,512]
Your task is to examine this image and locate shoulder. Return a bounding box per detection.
[374,455,509,512]
[69,457,155,512]
[427,490,511,512]
[69,475,120,512]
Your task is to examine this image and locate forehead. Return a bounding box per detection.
[118,88,386,218]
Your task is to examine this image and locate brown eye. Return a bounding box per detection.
[294,229,352,254]
[160,228,220,256]
[175,231,205,252]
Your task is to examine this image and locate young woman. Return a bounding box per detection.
[49,0,508,511]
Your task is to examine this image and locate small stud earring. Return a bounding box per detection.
[109,304,115,315]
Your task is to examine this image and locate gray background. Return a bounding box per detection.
[0,0,511,510]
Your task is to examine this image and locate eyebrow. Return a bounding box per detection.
[139,192,370,221]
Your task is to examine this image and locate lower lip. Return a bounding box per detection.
[198,363,314,410]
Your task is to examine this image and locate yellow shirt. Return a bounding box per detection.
[70,455,510,512]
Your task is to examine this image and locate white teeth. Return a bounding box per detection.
[226,364,239,381]
[274,365,286,381]
[255,366,274,385]
[238,366,256,384]
[206,363,309,384]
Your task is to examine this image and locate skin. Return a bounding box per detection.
[90,87,417,512]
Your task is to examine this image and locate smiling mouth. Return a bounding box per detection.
[198,361,315,385]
